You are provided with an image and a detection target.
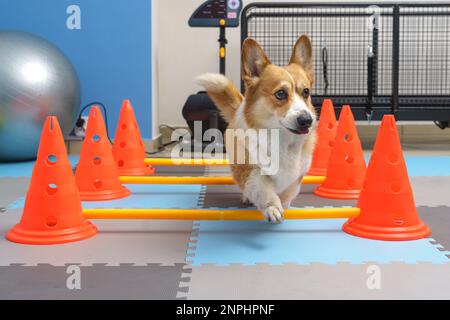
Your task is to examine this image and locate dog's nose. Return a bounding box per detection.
[296,113,313,129]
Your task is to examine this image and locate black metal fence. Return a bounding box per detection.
[241,2,450,121]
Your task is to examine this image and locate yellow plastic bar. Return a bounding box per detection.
[144,158,229,166]
[83,207,360,220]
[119,175,326,185]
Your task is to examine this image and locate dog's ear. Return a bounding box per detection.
[289,35,313,81]
[242,38,271,87]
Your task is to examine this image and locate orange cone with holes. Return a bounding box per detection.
[308,99,337,176]
[112,100,155,176]
[343,115,430,240]
[314,105,366,200]
[75,106,130,201]
[6,117,97,245]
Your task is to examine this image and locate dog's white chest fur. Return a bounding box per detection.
[274,142,309,191]
[262,130,311,193]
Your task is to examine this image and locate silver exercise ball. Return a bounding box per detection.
[0,31,80,162]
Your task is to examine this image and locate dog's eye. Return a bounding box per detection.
[302,88,310,98]
[274,90,288,101]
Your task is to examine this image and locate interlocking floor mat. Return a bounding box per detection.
[0,156,79,178]
[0,209,194,266]
[187,219,448,265]
[1,156,450,299]
[184,263,450,300]
[0,263,191,300]
[0,178,29,211]
[418,206,450,250]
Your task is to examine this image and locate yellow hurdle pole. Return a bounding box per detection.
[145,158,229,166]
[83,207,360,220]
[119,175,326,185]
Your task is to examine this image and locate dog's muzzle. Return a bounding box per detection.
[286,113,313,135]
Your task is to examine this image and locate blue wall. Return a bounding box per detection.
[0,0,153,138]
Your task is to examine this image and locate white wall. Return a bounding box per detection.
[155,0,447,127]
[157,0,240,126]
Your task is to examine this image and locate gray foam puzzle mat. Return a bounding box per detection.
[1,163,450,299]
[153,165,205,176]
[410,176,450,207]
[0,263,191,300]
[0,210,193,267]
[0,178,29,210]
[184,263,450,300]
[418,206,450,251]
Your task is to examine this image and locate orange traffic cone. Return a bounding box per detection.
[6,117,97,245]
[112,100,155,176]
[76,106,130,201]
[314,105,366,200]
[308,99,337,176]
[343,115,430,241]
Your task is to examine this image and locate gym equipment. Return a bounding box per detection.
[83,207,360,220]
[182,0,243,149]
[75,106,130,201]
[118,175,325,185]
[189,0,242,28]
[6,117,97,245]
[241,2,450,121]
[314,105,367,200]
[189,0,243,73]
[0,31,80,162]
[6,111,432,244]
[343,115,431,241]
[112,100,155,176]
[308,99,337,176]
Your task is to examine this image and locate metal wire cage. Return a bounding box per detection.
[241,2,450,121]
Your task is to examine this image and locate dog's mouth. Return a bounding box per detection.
[287,127,309,135]
[279,120,312,135]
[281,125,310,135]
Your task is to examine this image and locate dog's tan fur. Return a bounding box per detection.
[197,35,317,223]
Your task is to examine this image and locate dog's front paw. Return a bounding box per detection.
[263,205,284,224]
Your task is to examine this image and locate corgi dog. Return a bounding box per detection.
[197,35,317,223]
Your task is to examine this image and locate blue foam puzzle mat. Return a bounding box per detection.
[0,156,79,178]
[189,218,449,265]
[7,198,26,210]
[83,184,202,209]
[362,155,450,176]
[404,156,450,176]
[7,184,203,210]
